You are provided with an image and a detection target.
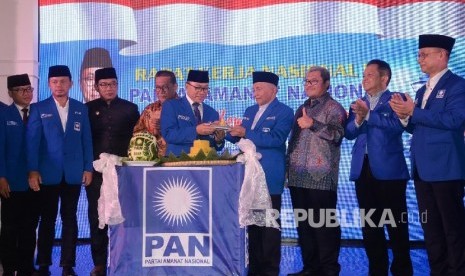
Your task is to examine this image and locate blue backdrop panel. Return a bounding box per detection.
[38,1,465,242]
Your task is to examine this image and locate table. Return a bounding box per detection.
[108,163,247,276]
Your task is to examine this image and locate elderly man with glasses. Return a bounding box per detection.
[160,69,225,156]
[287,66,347,276]
[79,48,113,103]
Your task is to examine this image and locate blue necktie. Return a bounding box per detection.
[192,103,201,125]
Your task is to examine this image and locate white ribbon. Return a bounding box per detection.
[93,153,125,229]
[236,139,276,228]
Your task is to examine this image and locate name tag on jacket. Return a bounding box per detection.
[41,113,53,118]
[6,121,18,126]
[178,115,191,121]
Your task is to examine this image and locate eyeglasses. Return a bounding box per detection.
[98,82,118,88]
[417,51,441,60]
[155,85,170,92]
[11,87,34,95]
[187,82,210,93]
[302,79,320,86]
[82,78,95,86]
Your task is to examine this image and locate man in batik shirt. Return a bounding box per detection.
[287,66,347,276]
[133,70,178,157]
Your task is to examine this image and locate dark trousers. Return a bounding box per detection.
[36,182,81,267]
[414,178,465,276]
[355,157,412,276]
[289,187,341,276]
[85,172,108,266]
[0,190,39,275]
[248,195,281,276]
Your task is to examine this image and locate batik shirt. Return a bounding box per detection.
[287,92,347,191]
[133,101,166,157]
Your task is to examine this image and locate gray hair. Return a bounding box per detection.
[307,66,330,83]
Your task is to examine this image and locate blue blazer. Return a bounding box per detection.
[160,97,223,156]
[26,96,93,185]
[345,91,409,181]
[406,70,465,181]
[227,98,294,195]
[0,105,29,191]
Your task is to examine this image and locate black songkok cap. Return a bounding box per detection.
[48,65,72,79]
[187,70,209,83]
[7,74,31,90]
[80,48,113,73]
[419,34,455,52]
[253,71,279,86]
[95,67,118,84]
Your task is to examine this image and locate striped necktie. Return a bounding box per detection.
[192,103,201,125]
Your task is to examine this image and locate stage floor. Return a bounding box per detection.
[0,243,429,275]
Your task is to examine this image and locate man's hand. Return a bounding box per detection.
[82,171,93,186]
[389,93,415,119]
[229,125,246,137]
[196,123,216,136]
[28,171,42,192]
[209,120,226,142]
[214,130,226,143]
[0,177,11,198]
[351,99,369,125]
[297,108,314,129]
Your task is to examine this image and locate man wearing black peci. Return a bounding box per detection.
[86,67,139,276]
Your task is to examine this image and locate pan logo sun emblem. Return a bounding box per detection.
[153,176,202,226]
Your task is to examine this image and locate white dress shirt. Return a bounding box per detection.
[421,68,448,109]
[251,103,270,130]
[186,95,203,119]
[54,97,69,132]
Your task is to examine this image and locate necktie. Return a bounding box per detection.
[421,80,432,109]
[192,103,201,125]
[21,107,29,124]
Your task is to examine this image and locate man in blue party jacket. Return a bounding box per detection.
[0,73,39,276]
[345,59,412,276]
[27,65,93,276]
[161,69,224,156]
[390,34,465,275]
[227,71,294,276]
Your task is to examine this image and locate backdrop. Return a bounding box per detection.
[38,0,465,241]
